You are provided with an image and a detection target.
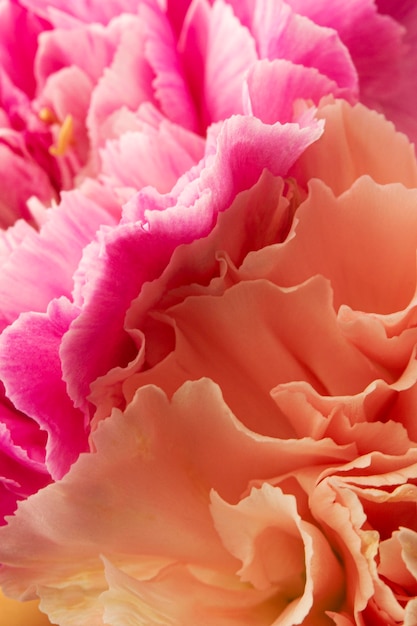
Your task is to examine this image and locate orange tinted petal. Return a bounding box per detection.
[0,589,51,626]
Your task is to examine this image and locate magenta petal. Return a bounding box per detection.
[252,0,358,96]
[177,0,211,132]
[0,298,88,480]
[61,114,322,413]
[166,0,193,38]
[18,0,142,25]
[0,139,55,228]
[141,0,199,131]
[285,0,405,93]
[0,1,47,98]
[0,383,50,523]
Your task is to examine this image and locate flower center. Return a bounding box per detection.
[39,108,74,157]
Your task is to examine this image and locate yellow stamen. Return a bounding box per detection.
[38,107,59,125]
[49,114,74,157]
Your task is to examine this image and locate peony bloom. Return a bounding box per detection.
[2,95,417,624]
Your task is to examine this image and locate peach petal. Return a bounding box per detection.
[398,528,417,581]
[378,532,416,589]
[242,177,417,315]
[271,377,414,455]
[102,558,277,626]
[292,100,417,195]
[0,382,242,598]
[0,379,353,625]
[405,600,417,626]
[146,276,380,432]
[312,453,417,619]
[310,479,375,616]
[337,304,417,374]
[211,483,344,624]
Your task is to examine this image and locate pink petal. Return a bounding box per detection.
[18,0,142,25]
[36,65,94,166]
[177,0,211,132]
[285,0,407,119]
[0,394,50,523]
[246,59,345,124]
[87,14,155,153]
[203,0,257,123]
[252,0,358,96]
[0,1,46,98]
[0,140,55,228]
[35,19,119,89]
[100,118,204,195]
[62,115,322,414]
[0,297,87,480]
[141,0,199,131]
[0,189,117,332]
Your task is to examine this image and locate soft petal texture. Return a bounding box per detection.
[2,3,417,625]
[0,188,118,333]
[59,115,322,416]
[291,100,417,195]
[0,380,349,625]
[0,298,85,480]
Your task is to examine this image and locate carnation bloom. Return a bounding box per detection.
[0,0,416,226]
[2,97,417,624]
[2,1,417,625]
[1,0,417,523]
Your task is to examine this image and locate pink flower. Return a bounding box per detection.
[0,0,415,226]
[2,98,417,624]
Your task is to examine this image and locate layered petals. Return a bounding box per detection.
[2,3,417,626]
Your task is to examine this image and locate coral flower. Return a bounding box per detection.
[2,98,417,624]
